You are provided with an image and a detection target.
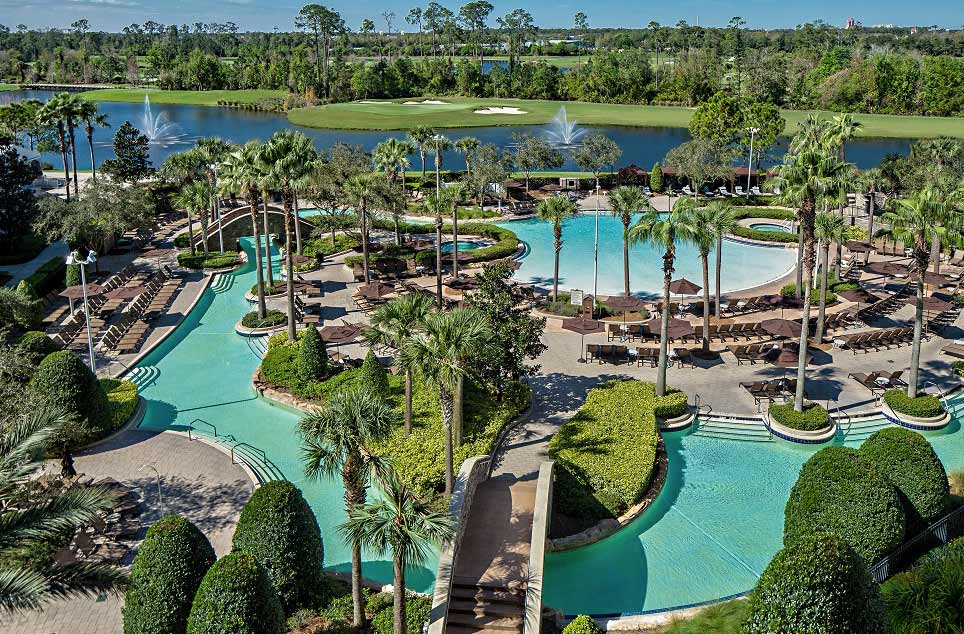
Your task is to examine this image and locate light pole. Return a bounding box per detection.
[210,163,224,254]
[592,182,601,315]
[66,250,97,373]
[746,126,759,200]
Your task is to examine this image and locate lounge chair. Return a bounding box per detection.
[848,371,885,395]
[734,186,747,196]
[941,342,964,359]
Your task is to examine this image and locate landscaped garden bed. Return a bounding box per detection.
[882,388,949,429]
[177,250,241,270]
[766,401,835,443]
[238,309,287,334]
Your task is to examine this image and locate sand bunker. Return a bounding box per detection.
[358,100,384,104]
[474,106,528,115]
[403,99,449,105]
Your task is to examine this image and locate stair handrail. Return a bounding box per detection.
[231,441,268,466]
[187,418,218,440]
[924,381,950,412]
[832,404,852,437]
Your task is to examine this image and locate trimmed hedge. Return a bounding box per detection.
[250,282,286,296]
[186,551,286,634]
[768,402,830,432]
[232,481,325,614]
[859,428,950,526]
[177,251,240,270]
[744,532,888,634]
[883,388,945,418]
[780,283,837,305]
[0,232,46,266]
[297,324,328,382]
[29,350,110,440]
[302,234,359,257]
[24,256,67,297]
[241,310,287,329]
[16,331,59,366]
[261,346,301,388]
[548,381,667,517]
[123,514,216,634]
[881,537,964,634]
[369,595,432,634]
[359,350,390,398]
[101,378,139,430]
[561,615,602,634]
[730,207,798,243]
[784,446,905,562]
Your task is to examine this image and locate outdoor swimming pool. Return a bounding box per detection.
[441,240,486,253]
[498,214,798,297]
[749,223,792,233]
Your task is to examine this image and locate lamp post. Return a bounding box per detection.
[592,183,601,316]
[210,163,224,254]
[746,126,759,200]
[66,250,97,373]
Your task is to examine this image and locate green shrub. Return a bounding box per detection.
[780,283,837,305]
[101,378,139,430]
[29,350,110,441]
[299,368,362,402]
[883,389,945,418]
[652,391,688,419]
[732,226,799,243]
[664,599,748,634]
[123,515,216,634]
[768,402,830,432]
[173,233,190,248]
[845,225,868,241]
[297,324,328,383]
[302,234,359,257]
[953,361,964,378]
[548,381,665,517]
[650,163,663,193]
[25,256,67,297]
[260,346,301,389]
[859,427,950,526]
[881,537,964,634]
[241,309,287,329]
[369,595,432,634]
[186,551,286,634]
[177,251,239,270]
[0,232,46,266]
[16,331,59,366]
[250,282,286,296]
[784,446,905,562]
[65,263,81,287]
[232,481,325,614]
[744,532,887,634]
[561,615,602,634]
[359,350,389,398]
[267,329,307,350]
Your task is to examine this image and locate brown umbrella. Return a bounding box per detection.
[60,283,108,300]
[409,239,434,250]
[141,247,178,269]
[906,296,952,313]
[504,179,523,189]
[105,286,144,300]
[444,276,479,291]
[290,254,315,266]
[604,296,647,313]
[562,317,604,363]
[319,324,361,344]
[645,317,694,339]
[769,347,813,369]
[541,183,563,192]
[845,240,873,253]
[908,271,953,287]
[356,282,396,300]
[761,318,802,338]
[669,278,701,295]
[838,288,882,308]
[504,260,522,270]
[865,260,909,277]
[456,252,475,263]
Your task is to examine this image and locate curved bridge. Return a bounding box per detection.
[193,204,319,251]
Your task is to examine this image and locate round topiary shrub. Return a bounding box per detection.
[562,615,602,634]
[123,514,216,634]
[240,309,287,329]
[859,427,950,526]
[744,532,888,634]
[297,324,328,382]
[232,481,324,614]
[369,595,432,634]
[359,350,389,398]
[784,446,904,562]
[186,551,286,634]
[17,331,59,367]
[28,350,110,437]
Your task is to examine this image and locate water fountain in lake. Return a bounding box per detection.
[544,106,586,148]
[139,95,190,147]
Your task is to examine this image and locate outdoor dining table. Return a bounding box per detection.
[562,317,604,363]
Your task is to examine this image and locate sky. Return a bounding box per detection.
[1,0,963,33]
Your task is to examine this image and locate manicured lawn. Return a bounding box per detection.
[77,88,287,105]
[290,96,964,138]
[0,83,18,92]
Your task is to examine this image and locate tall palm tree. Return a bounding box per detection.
[254,149,276,290]
[195,138,239,254]
[408,125,435,181]
[536,196,579,301]
[263,131,317,342]
[675,199,715,354]
[399,309,492,496]
[813,212,845,343]
[454,136,481,180]
[300,387,395,628]
[447,183,465,277]
[374,138,412,244]
[432,134,452,187]
[707,202,738,317]
[0,407,126,613]
[608,186,652,297]
[423,189,455,307]
[60,93,83,193]
[366,293,437,435]
[342,468,455,634]
[76,99,109,180]
[221,142,268,318]
[173,181,212,256]
[768,144,851,411]
[858,167,887,263]
[878,189,961,398]
[629,206,698,396]
[344,172,382,285]
[829,112,861,162]
[37,97,71,201]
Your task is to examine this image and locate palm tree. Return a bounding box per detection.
[878,189,961,398]
[608,186,651,297]
[195,138,239,254]
[707,202,738,317]
[341,469,454,634]
[829,112,861,162]
[366,293,437,435]
[675,199,715,354]
[536,196,579,301]
[629,205,698,396]
[344,172,382,285]
[300,387,395,628]
[813,212,845,343]
[454,136,481,180]
[408,126,435,181]
[0,407,126,613]
[858,167,887,263]
[255,149,276,290]
[263,131,318,342]
[37,97,71,201]
[76,99,109,180]
[173,181,212,257]
[221,142,268,318]
[399,309,492,495]
[374,138,412,244]
[423,189,455,307]
[431,134,452,188]
[447,183,465,277]
[768,144,851,411]
[60,93,83,193]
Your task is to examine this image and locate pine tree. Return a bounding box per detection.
[359,350,389,398]
[297,324,328,382]
[650,162,664,193]
[101,121,153,183]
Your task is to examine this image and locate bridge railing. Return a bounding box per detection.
[870,504,964,582]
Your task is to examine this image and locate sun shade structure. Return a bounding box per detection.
[356,282,396,300]
[104,286,144,300]
[761,318,802,338]
[669,278,701,295]
[603,296,647,313]
[562,317,604,363]
[907,296,952,313]
[909,271,953,287]
[769,347,813,368]
[845,240,873,253]
[864,260,909,277]
[60,283,108,300]
[319,324,362,344]
[838,288,882,305]
[645,317,695,338]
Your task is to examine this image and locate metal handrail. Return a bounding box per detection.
[832,405,851,436]
[231,441,267,466]
[187,418,217,440]
[924,381,950,411]
[870,504,964,583]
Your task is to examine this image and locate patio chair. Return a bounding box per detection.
[879,370,907,388]
[740,381,770,406]
[734,186,747,196]
[848,371,884,395]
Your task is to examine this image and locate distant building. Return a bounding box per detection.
[846,17,856,29]
[910,26,919,34]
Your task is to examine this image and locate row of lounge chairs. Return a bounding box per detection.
[848,370,907,396]
[586,344,696,367]
[100,272,183,354]
[833,327,918,353]
[740,378,808,407]
[294,295,321,324]
[857,283,911,321]
[729,343,777,365]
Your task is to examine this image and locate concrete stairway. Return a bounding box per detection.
[446,579,526,633]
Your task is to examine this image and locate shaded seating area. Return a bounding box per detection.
[848,370,908,396]
[740,377,809,408]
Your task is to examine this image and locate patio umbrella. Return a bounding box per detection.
[104,286,144,300]
[140,247,178,269]
[769,347,814,369]
[838,288,881,309]
[909,271,953,287]
[645,317,694,339]
[604,295,647,331]
[562,317,604,363]
[319,324,361,345]
[409,239,434,250]
[541,184,563,192]
[504,179,523,189]
[669,278,701,295]
[906,296,952,313]
[503,260,522,270]
[456,252,475,263]
[290,254,315,266]
[865,260,909,277]
[845,240,873,253]
[356,282,395,300]
[60,283,108,313]
[761,318,802,338]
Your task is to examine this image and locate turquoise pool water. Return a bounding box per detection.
[543,402,964,616]
[496,214,798,297]
[134,237,438,591]
[441,240,485,253]
[749,223,792,233]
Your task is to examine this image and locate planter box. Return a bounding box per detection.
[881,403,950,431]
[764,411,837,445]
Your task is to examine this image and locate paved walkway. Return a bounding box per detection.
[0,431,254,634]
[2,240,69,287]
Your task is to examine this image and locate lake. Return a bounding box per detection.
[3,90,913,172]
